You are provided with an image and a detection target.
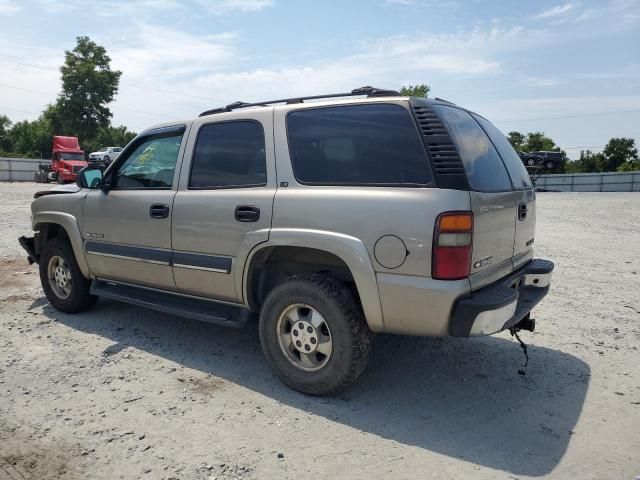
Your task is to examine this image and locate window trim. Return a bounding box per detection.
[107,124,186,191]
[187,119,268,191]
[285,102,434,188]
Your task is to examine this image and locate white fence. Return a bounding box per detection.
[535,171,640,192]
[0,157,51,182]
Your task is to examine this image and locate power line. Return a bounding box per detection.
[0,56,221,102]
[0,81,173,119]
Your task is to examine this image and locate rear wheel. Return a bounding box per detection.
[39,237,97,313]
[545,161,554,169]
[34,172,41,183]
[259,273,372,395]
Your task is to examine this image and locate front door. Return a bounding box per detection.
[82,125,188,290]
[171,110,276,302]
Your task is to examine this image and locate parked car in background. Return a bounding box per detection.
[89,147,123,167]
[521,151,565,170]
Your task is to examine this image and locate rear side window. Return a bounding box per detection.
[431,105,512,192]
[287,104,431,186]
[473,114,533,189]
[189,121,267,189]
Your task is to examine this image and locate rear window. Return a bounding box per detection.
[431,105,512,192]
[287,104,431,186]
[473,114,533,189]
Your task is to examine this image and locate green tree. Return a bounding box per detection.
[0,114,12,154]
[523,131,559,152]
[83,125,137,154]
[52,36,122,143]
[399,84,430,97]
[507,131,526,151]
[601,137,637,172]
[8,114,53,158]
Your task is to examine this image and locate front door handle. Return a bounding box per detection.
[149,203,170,219]
[518,202,527,221]
[235,205,260,222]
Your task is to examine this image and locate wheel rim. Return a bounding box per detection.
[47,255,72,299]
[276,303,333,372]
[527,159,535,166]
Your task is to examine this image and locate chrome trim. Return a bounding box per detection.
[86,251,170,266]
[173,263,229,274]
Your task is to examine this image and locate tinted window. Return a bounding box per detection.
[59,153,85,161]
[473,114,533,189]
[189,121,267,189]
[113,133,182,189]
[431,105,512,192]
[287,104,431,186]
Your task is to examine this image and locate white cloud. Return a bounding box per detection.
[197,0,274,14]
[534,2,579,19]
[0,0,19,15]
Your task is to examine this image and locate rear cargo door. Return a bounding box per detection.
[472,114,536,269]
[430,105,518,289]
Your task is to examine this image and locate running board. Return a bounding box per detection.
[90,280,252,328]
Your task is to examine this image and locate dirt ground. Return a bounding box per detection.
[0,182,639,480]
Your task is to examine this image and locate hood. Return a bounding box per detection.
[34,182,81,198]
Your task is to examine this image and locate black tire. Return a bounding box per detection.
[103,156,110,164]
[527,158,535,166]
[545,161,554,169]
[39,237,97,313]
[34,172,40,183]
[259,273,372,395]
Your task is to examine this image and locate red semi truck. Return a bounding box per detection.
[35,136,88,184]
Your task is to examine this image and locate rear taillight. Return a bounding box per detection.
[432,211,473,280]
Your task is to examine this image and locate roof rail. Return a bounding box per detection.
[198,86,401,117]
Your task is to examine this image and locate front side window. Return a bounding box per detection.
[287,104,432,186]
[113,133,183,189]
[431,105,512,192]
[189,121,267,189]
[472,114,533,189]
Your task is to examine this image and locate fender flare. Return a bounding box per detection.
[33,211,90,278]
[241,228,385,332]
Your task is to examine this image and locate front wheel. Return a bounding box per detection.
[527,158,536,166]
[39,237,97,313]
[259,273,372,395]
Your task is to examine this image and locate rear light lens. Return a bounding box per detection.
[432,212,473,280]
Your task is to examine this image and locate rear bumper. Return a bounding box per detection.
[449,259,554,337]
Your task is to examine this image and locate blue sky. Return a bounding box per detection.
[0,0,638,158]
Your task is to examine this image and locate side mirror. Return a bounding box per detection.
[77,168,105,189]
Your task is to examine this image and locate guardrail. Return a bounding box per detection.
[0,157,51,182]
[535,171,640,192]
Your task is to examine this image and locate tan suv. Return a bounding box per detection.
[19,87,554,395]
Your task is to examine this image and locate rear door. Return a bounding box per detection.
[430,105,520,289]
[171,109,276,302]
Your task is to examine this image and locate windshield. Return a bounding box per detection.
[58,152,85,161]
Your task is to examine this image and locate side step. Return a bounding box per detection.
[90,280,252,328]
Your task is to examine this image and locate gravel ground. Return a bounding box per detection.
[1,182,639,480]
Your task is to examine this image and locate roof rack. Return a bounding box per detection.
[198,86,401,117]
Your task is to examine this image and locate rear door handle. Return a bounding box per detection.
[518,202,527,221]
[235,205,260,222]
[149,203,170,219]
